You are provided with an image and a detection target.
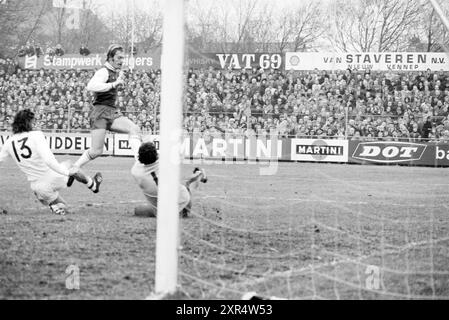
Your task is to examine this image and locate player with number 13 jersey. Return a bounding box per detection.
[0,109,103,215]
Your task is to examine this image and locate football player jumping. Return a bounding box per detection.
[71,44,142,174]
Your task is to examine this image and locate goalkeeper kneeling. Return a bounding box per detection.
[131,142,207,218]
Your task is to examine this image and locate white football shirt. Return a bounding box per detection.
[0,131,70,182]
[131,160,159,192]
[131,160,191,211]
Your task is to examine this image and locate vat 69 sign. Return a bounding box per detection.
[211,53,283,70]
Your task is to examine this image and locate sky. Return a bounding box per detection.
[91,0,335,17]
[72,0,447,18]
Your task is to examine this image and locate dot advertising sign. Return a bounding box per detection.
[348,140,449,166]
[351,141,427,163]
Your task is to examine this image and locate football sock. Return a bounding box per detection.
[86,176,93,188]
[74,150,93,168]
[88,181,97,192]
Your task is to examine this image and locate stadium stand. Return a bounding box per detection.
[1,60,449,141]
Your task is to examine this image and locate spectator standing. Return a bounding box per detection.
[80,44,91,56]
[422,116,433,140]
[55,44,65,56]
[35,44,43,57]
[17,45,27,57]
[25,42,36,57]
[45,43,55,59]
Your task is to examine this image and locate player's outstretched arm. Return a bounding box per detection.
[34,132,70,176]
[87,68,123,92]
[68,167,89,184]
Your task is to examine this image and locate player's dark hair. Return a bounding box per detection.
[106,44,124,62]
[138,142,158,165]
[12,109,35,134]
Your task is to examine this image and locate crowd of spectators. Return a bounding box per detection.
[0,68,158,133]
[17,42,44,58]
[0,58,19,76]
[17,42,93,58]
[17,42,66,58]
[184,67,449,142]
[1,61,449,142]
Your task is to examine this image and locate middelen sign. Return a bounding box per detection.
[349,141,449,166]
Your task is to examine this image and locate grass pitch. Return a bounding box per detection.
[1,156,449,299]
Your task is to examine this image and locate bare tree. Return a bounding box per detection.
[242,2,276,52]
[187,0,262,52]
[274,11,294,52]
[78,1,112,51]
[55,6,67,45]
[0,0,47,57]
[110,6,132,52]
[35,0,112,53]
[290,1,325,51]
[257,1,326,53]
[218,8,231,52]
[377,0,421,51]
[327,0,421,52]
[325,0,352,52]
[111,0,162,53]
[419,1,449,52]
[186,0,219,51]
[187,0,325,53]
[134,0,163,51]
[133,12,163,51]
[232,0,259,52]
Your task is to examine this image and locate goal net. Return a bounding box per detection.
[155,0,449,299]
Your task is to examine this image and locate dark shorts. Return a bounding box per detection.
[89,104,121,130]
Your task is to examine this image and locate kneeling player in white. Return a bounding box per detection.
[131,142,207,218]
[0,109,103,215]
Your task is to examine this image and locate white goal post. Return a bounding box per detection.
[151,0,185,298]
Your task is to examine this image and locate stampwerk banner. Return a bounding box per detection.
[18,51,161,70]
[285,52,449,71]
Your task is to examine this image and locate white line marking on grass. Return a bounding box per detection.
[197,194,368,205]
[19,200,148,213]
[196,194,447,208]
